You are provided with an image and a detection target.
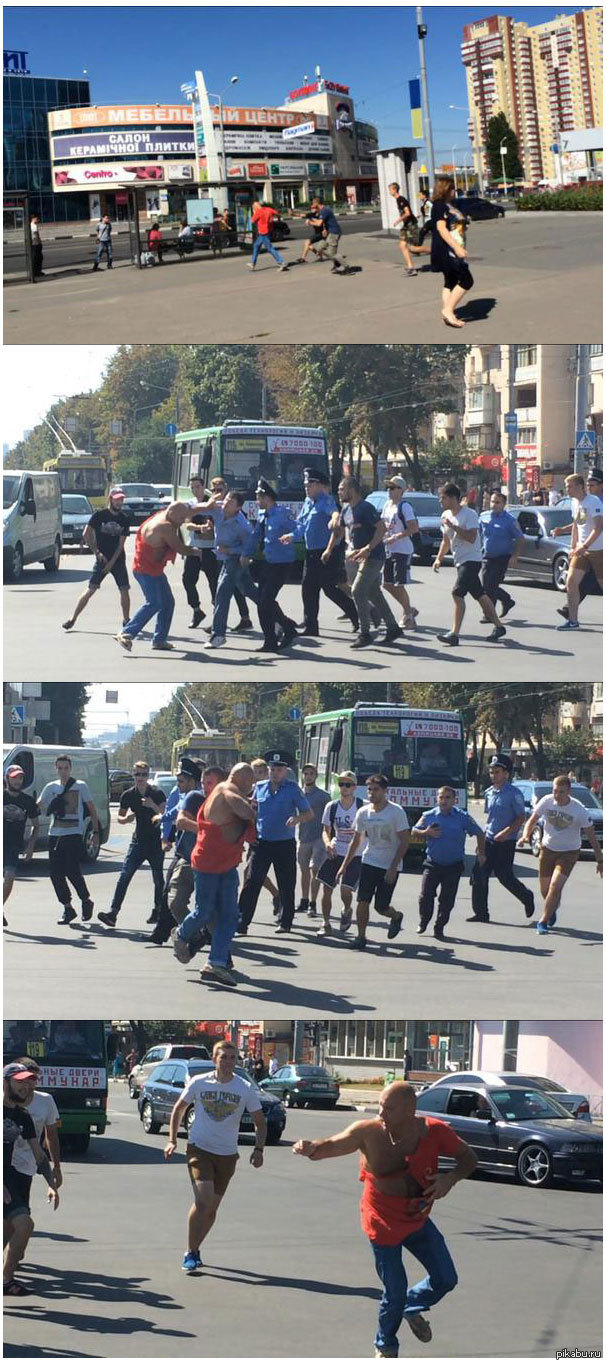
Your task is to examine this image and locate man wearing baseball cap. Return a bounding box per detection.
[238,751,313,935]
[62,487,131,633]
[556,468,603,623]
[4,765,39,924]
[469,754,534,923]
[3,1063,59,1297]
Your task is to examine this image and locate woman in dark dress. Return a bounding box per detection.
[430,177,473,328]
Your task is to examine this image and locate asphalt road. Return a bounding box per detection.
[4,546,602,683]
[4,819,602,1019]
[3,1101,602,1359]
[4,215,602,344]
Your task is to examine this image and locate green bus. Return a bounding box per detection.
[3,1019,109,1153]
[173,420,329,518]
[301,703,468,835]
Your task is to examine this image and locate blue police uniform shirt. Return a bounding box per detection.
[160,784,181,841]
[175,789,204,862]
[254,778,310,841]
[481,510,523,559]
[204,505,254,561]
[294,492,336,551]
[349,498,385,562]
[414,806,483,865]
[253,504,296,563]
[484,782,525,841]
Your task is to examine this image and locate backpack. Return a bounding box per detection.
[328,796,363,839]
[397,497,421,555]
[141,251,156,268]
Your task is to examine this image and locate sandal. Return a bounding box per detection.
[3,1278,31,1296]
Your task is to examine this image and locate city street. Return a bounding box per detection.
[4,214,602,344]
[3,1099,602,1359]
[4,547,602,683]
[4,818,602,1019]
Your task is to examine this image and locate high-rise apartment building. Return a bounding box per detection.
[462,9,603,185]
[462,345,579,491]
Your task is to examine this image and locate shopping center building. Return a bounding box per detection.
[47,75,379,222]
[3,48,91,223]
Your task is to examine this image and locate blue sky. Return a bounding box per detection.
[6,5,587,160]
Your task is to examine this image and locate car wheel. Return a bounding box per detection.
[82,823,100,862]
[128,1076,138,1098]
[43,537,62,573]
[185,1107,194,1139]
[552,553,569,591]
[283,1090,298,1108]
[6,543,24,582]
[530,826,543,858]
[516,1143,553,1187]
[141,1100,161,1135]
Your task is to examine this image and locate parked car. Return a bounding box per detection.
[2,743,111,862]
[61,494,94,550]
[137,1060,286,1144]
[119,483,166,525]
[152,484,173,507]
[513,780,603,855]
[367,490,445,564]
[421,1071,592,1122]
[4,470,63,582]
[153,773,178,801]
[128,1042,210,1097]
[415,1080,602,1187]
[109,769,134,802]
[259,1064,340,1109]
[453,195,505,220]
[480,505,572,590]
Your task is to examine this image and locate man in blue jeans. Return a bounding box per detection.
[93,215,113,270]
[203,490,258,650]
[116,503,197,653]
[248,200,289,272]
[99,762,166,929]
[294,1080,477,1358]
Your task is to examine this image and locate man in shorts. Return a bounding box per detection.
[556,468,603,621]
[553,473,603,631]
[3,1063,60,1297]
[338,773,409,950]
[380,476,419,629]
[296,764,329,919]
[521,774,603,934]
[4,765,39,924]
[63,487,131,632]
[433,482,506,646]
[164,1039,267,1273]
[316,771,364,936]
[388,181,419,277]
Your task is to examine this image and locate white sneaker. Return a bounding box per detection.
[204,634,226,649]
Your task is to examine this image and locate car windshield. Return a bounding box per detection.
[62,495,92,514]
[3,475,21,509]
[294,1066,329,1077]
[489,1087,571,1121]
[123,484,159,497]
[353,721,465,786]
[533,783,600,808]
[405,495,442,517]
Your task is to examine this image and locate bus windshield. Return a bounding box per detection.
[353,721,465,786]
[58,467,107,495]
[3,1019,106,1061]
[222,439,326,501]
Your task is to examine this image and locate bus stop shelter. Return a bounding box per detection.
[375,146,420,233]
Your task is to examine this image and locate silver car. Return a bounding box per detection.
[61,494,94,551]
[481,505,572,590]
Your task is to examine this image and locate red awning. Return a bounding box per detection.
[471,454,503,470]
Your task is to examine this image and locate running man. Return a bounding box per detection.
[38,755,98,925]
[150,764,221,946]
[296,764,329,918]
[281,469,358,639]
[338,773,409,950]
[252,479,298,653]
[307,198,346,273]
[116,502,198,653]
[3,1062,60,1298]
[248,200,289,272]
[63,487,131,632]
[553,472,603,631]
[480,491,523,619]
[388,181,419,276]
[99,761,166,929]
[4,765,39,924]
[469,754,534,924]
[338,476,402,649]
[434,482,506,646]
[294,1079,477,1358]
[316,770,364,936]
[412,787,486,941]
[164,1039,267,1274]
[556,467,603,622]
[380,476,419,629]
[238,751,313,936]
[202,490,258,650]
[520,774,603,935]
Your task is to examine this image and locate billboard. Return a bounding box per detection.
[48,105,192,130]
[224,129,331,155]
[52,130,196,158]
[53,162,194,189]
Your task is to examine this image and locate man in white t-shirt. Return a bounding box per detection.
[433,482,506,647]
[38,754,99,927]
[316,770,365,936]
[381,477,419,629]
[11,1058,63,1194]
[552,473,603,631]
[338,773,409,950]
[164,1039,267,1274]
[521,774,603,934]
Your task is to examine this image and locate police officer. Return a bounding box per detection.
[252,480,298,653]
[150,757,204,944]
[469,754,534,923]
[280,469,358,638]
[238,751,313,935]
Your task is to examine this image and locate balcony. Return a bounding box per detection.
[516,406,538,424]
[514,364,538,383]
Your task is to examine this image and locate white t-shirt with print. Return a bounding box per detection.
[533,795,590,851]
[322,799,366,859]
[38,780,92,837]
[441,506,482,565]
[573,494,603,552]
[354,800,409,869]
[12,1091,60,1176]
[182,1071,262,1155]
[382,499,414,557]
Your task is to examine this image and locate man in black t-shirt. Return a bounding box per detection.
[99,760,166,929]
[4,1062,59,1296]
[63,487,131,633]
[388,181,419,277]
[3,765,39,923]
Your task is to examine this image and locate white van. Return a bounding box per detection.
[3,744,111,861]
[3,470,62,582]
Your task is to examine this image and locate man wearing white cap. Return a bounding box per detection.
[3,766,39,924]
[380,477,419,629]
[62,488,131,632]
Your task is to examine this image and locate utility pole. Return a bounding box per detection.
[507,344,518,503]
[293,1020,305,1063]
[261,380,268,419]
[574,344,591,474]
[416,8,436,186]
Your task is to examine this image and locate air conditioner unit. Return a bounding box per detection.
[543,461,554,471]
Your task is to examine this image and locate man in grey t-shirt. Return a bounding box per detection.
[93,215,113,271]
[296,765,329,919]
[38,755,98,926]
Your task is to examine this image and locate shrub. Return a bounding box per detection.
[516,185,602,211]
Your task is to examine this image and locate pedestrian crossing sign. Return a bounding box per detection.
[575,430,596,453]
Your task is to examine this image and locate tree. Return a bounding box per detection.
[546,731,596,776]
[485,113,524,182]
[113,432,174,483]
[37,684,89,745]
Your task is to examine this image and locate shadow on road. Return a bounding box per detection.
[456,295,497,323]
[199,1261,381,1301]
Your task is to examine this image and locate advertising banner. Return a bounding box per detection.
[39,1066,107,1088]
[54,163,194,188]
[399,718,462,738]
[387,786,466,808]
[267,435,326,454]
[224,130,331,155]
[49,105,192,131]
[282,121,316,140]
[52,130,196,158]
[267,161,307,177]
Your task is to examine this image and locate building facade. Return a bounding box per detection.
[473,1020,603,1115]
[462,9,603,186]
[3,50,91,223]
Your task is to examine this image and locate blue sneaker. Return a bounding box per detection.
[546,910,557,928]
[536,921,549,935]
[182,1250,203,1274]
[556,620,580,631]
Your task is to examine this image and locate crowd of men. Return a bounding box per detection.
[5,750,601,984]
[58,467,602,656]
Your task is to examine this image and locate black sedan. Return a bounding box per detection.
[119,482,166,525]
[453,195,505,220]
[415,1081,602,1187]
[137,1060,286,1144]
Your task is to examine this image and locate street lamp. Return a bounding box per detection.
[451,146,458,193]
[499,140,508,197]
[208,75,239,207]
[139,378,180,426]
